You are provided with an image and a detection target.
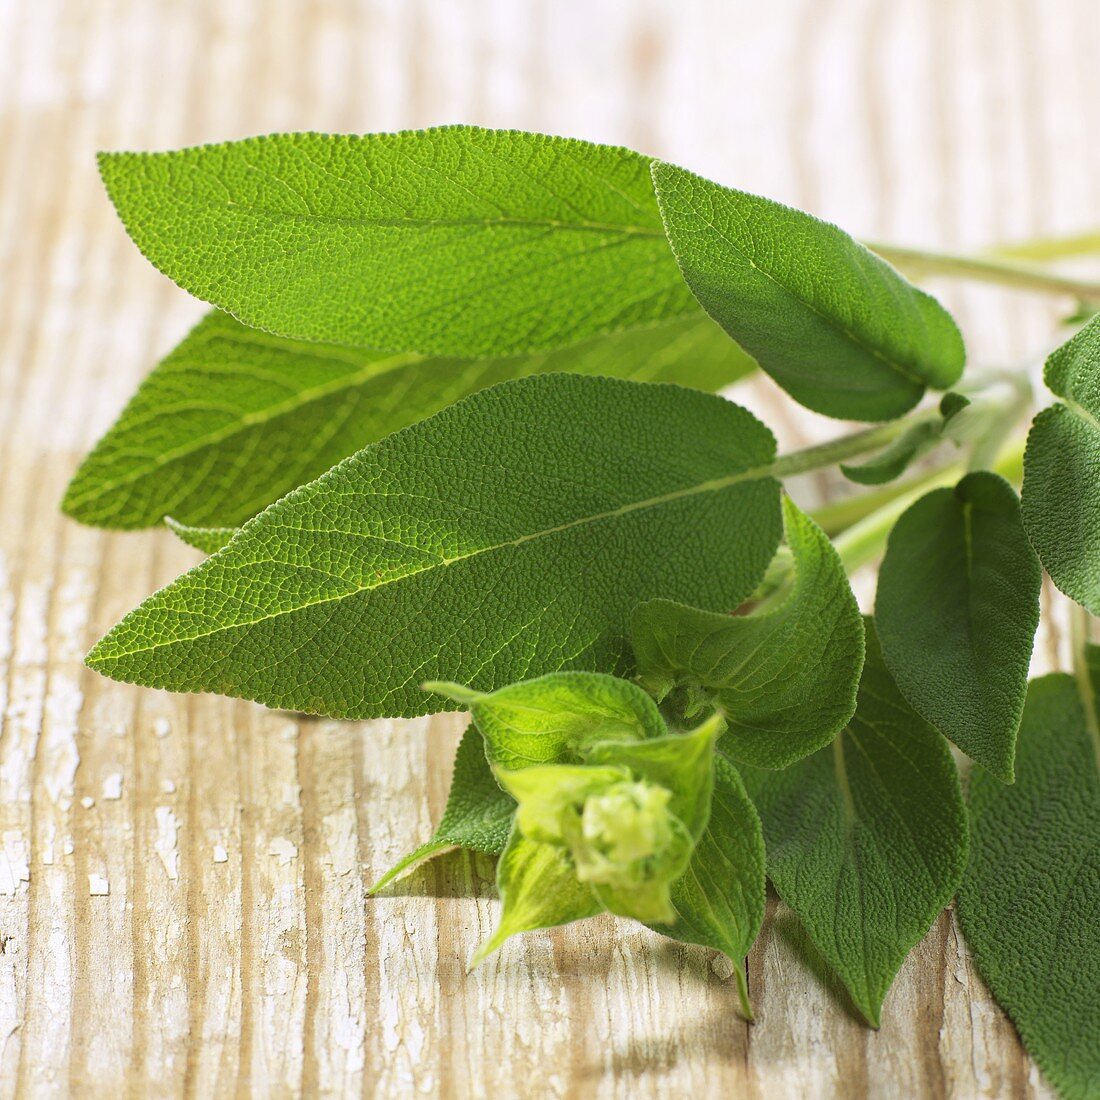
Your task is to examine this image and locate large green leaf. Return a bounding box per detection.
[740,622,968,1026]
[98,127,703,358]
[86,374,783,719]
[64,310,754,530]
[651,162,965,421]
[368,724,514,893]
[630,497,864,768]
[875,472,1041,782]
[1023,314,1100,615]
[650,756,766,1019]
[958,673,1100,1100]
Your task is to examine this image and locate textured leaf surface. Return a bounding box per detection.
[652,162,965,421]
[369,724,513,893]
[65,310,754,530]
[630,498,864,768]
[876,472,1041,782]
[651,756,766,1010]
[840,421,941,485]
[740,622,968,1025]
[165,518,235,555]
[958,674,1100,1100]
[1023,315,1100,615]
[86,374,783,719]
[435,671,667,771]
[98,127,703,357]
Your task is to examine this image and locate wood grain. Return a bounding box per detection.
[0,0,1091,1094]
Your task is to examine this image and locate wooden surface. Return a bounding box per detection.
[0,0,1093,1095]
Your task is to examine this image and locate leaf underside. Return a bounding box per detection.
[86,373,783,719]
[739,621,968,1026]
[875,472,1041,782]
[958,673,1100,1100]
[651,162,964,421]
[65,309,754,531]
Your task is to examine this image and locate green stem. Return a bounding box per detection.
[1069,604,1100,775]
[989,230,1100,264]
[770,412,939,481]
[867,242,1100,302]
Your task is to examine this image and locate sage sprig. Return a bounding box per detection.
[72,126,1100,1088]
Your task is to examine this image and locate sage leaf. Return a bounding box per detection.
[369,724,513,893]
[739,622,968,1026]
[876,472,1041,782]
[98,127,702,358]
[86,374,783,719]
[839,420,942,486]
[651,162,965,421]
[630,497,864,768]
[65,310,754,530]
[430,671,667,770]
[165,517,235,555]
[1023,314,1100,615]
[471,829,602,966]
[958,673,1100,1100]
[650,756,766,1020]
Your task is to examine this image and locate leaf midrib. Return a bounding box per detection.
[89,460,780,664]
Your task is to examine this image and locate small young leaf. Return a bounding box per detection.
[630,497,864,768]
[1023,314,1100,615]
[875,472,1041,782]
[86,374,783,719]
[471,829,602,966]
[432,671,667,770]
[165,517,235,555]
[839,420,941,486]
[98,127,702,358]
[958,673,1100,1100]
[650,756,766,1020]
[651,162,965,421]
[65,310,754,530]
[739,622,968,1026]
[369,724,514,893]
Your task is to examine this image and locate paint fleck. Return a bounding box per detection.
[269,837,298,866]
[213,844,228,864]
[102,772,123,800]
[154,806,179,880]
[88,873,109,896]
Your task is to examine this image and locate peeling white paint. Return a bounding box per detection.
[153,717,171,738]
[80,796,95,810]
[268,837,298,866]
[101,772,123,800]
[154,806,179,881]
[0,831,29,895]
[212,844,228,864]
[88,873,109,896]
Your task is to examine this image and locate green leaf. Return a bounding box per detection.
[650,756,766,1019]
[431,671,668,770]
[739,621,968,1026]
[875,472,1041,782]
[630,497,864,768]
[165,517,235,555]
[86,374,783,719]
[958,674,1100,1100]
[98,127,703,358]
[839,420,942,486]
[64,310,754,530]
[1023,314,1100,615]
[368,724,514,893]
[471,828,602,966]
[651,162,965,421]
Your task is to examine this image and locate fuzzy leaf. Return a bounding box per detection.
[165,517,235,554]
[1023,315,1100,615]
[739,622,968,1026]
[651,756,766,1018]
[630,497,864,768]
[98,127,703,358]
[840,421,942,486]
[432,671,668,770]
[65,310,754,530]
[368,724,514,893]
[651,162,964,421]
[958,673,1100,1100]
[875,472,1041,782]
[471,829,602,966]
[86,374,783,719]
